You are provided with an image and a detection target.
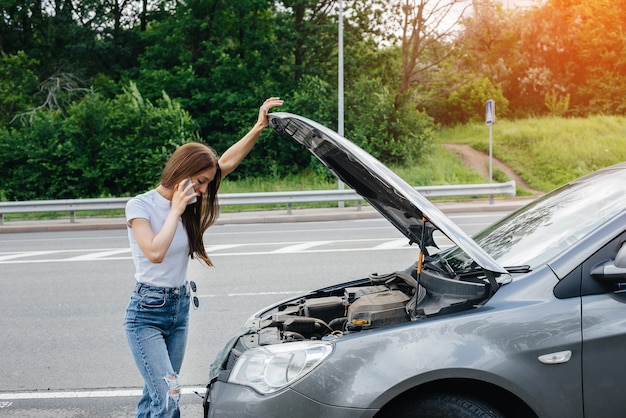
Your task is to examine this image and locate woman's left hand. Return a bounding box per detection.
[257,97,284,127]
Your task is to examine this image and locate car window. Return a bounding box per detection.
[445,167,626,270]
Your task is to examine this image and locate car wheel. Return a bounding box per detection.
[380,392,505,418]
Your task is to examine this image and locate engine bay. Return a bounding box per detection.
[229,258,494,357]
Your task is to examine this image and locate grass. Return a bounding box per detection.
[389,144,485,186]
[219,170,336,193]
[436,115,626,192]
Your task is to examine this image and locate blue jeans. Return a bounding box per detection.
[124,282,191,418]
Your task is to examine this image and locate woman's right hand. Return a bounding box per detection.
[172,178,197,214]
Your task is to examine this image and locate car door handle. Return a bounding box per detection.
[538,350,572,364]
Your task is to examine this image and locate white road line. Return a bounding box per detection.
[271,241,332,253]
[0,386,206,400]
[65,249,130,260]
[373,238,411,249]
[0,251,59,261]
[0,257,133,264]
[205,244,245,252]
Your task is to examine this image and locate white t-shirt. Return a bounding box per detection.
[125,189,189,288]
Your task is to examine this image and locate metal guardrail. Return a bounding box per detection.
[0,181,516,224]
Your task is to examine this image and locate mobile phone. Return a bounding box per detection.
[184,178,197,205]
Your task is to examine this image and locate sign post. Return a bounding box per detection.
[485,100,495,204]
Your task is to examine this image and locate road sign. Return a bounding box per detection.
[486,99,495,125]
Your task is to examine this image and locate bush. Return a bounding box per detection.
[0,82,199,200]
[429,76,509,126]
[346,77,435,164]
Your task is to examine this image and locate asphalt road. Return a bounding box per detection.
[0,207,515,417]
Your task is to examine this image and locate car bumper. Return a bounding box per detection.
[204,380,377,418]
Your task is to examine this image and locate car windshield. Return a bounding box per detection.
[444,166,626,270]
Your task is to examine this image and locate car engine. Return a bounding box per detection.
[227,259,493,361]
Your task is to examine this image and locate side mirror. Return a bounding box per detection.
[591,243,626,283]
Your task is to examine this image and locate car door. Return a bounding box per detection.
[580,233,626,418]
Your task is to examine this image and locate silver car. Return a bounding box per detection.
[203,113,626,418]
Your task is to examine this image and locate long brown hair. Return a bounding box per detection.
[160,142,221,266]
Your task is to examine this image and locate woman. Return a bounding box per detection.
[123,97,283,417]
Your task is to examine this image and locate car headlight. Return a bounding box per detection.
[228,341,333,394]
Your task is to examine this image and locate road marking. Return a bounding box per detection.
[373,238,411,249]
[0,251,59,261]
[0,386,207,400]
[65,249,130,260]
[205,244,244,252]
[271,241,332,253]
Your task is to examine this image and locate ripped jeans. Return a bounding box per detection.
[124,281,190,418]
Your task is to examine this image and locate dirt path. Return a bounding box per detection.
[442,144,540,195]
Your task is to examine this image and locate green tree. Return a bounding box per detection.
[0,52,40,126]
[388,0,473,107]
[456,2,521,116]
[0,0,43,55]
[566,0,626,114]
[132,0,285,167]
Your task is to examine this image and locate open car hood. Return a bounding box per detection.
[268,112,508,275]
